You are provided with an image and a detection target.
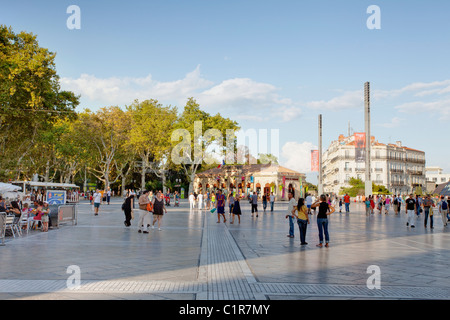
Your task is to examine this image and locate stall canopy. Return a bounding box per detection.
[438,182,450,197]
[0,182,21,194]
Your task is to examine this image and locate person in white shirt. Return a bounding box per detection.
[189,193,195,210]
[198,192,203,210]
[306,194,313,215]
[285,192,297,238]
[270,192,275,212]
[93,189,102,216]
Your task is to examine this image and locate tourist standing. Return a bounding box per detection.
[215,189,226,223]
[294,198,310,245]
[270,192,275,212]
[286,192,297,238]
[405,194,416,228]
[344,193,350,213]
[152,192,167,231]
[311,194,335,247]
[137,190,151,234]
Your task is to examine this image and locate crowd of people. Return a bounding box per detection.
[84,186,450,248]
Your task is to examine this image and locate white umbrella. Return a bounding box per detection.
[0,182,21,194]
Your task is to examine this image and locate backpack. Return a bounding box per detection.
[442,201,448,211]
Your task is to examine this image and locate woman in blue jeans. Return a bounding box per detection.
[311,194,335,248]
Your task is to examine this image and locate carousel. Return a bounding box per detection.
[194,164,306,201]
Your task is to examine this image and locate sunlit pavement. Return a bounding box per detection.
[1,198,449,300]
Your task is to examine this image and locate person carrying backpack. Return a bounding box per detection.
[439,196,448,227]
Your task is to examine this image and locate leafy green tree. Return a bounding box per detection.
[172,98,239,194]
[0,25,78,179]
[340,178,365,197]
[126,99,178,192]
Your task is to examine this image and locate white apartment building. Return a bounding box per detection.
[322,134,426,195]
[425,167,450,185]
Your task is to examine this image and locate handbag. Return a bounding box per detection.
[146,202,153,212]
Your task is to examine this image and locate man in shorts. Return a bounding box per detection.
[216,189,226,223]
[93,189,102,216]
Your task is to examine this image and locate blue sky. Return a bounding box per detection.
[2,0,450,183]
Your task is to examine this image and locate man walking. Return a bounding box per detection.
[93,189,102,216]
[251,192,258,217]
[344,193,351,213]
[439,196,448,227]
[306,193,313,215]
[405,194,416,228]
[423,195,434,229]
[270,192,275,212]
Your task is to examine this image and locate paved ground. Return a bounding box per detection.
[1,198,450,300]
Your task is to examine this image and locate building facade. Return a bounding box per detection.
[194,164,306,201]
[425,167,450,193]
[322,134,426,195]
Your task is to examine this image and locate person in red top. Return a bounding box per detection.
[344,194,351,213]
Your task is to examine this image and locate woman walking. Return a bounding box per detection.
[152,192,167,231]
[311,194,335,248]
[231,196,242,224]
[123,194,134,227]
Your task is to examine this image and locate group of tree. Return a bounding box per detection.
[340,178,390,197]
[2,25,280,194]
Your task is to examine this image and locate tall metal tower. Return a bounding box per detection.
[364,82,373,197]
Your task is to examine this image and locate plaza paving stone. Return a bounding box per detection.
[1,198,450,300]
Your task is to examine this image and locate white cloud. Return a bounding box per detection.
[305,90,363,111]
[281,141,317,173]
[395,99,450,119]
[61,65,213,106]
[377,117,404,128]
[62,66,302,122]
[197,78,293,111]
